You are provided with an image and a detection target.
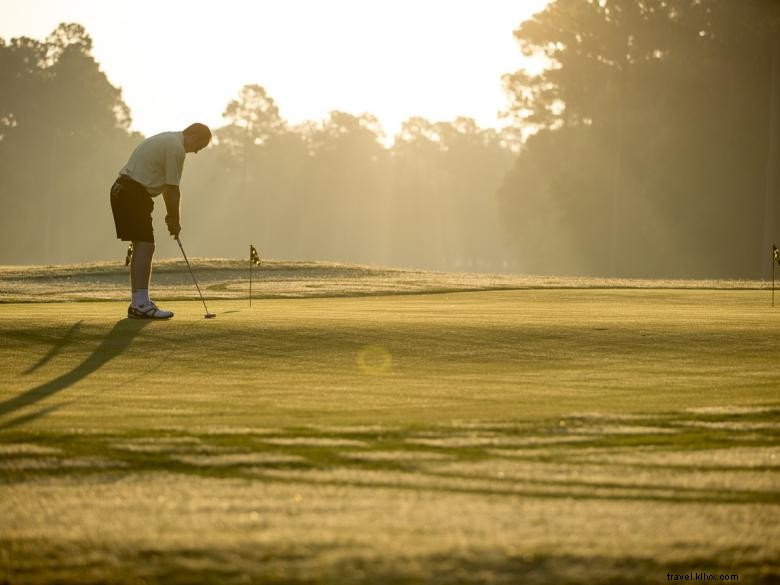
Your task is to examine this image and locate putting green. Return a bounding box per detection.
[1,289,779,584]
[2,289,780,430]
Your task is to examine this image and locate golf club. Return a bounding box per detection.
[175,236,215,319]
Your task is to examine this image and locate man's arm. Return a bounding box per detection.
[162,185,181,237]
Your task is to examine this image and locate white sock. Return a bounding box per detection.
[132,289,151,307]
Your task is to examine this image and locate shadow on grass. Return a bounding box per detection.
[23,320,84,375]
[0,319,149,428]
[2,408,779,505]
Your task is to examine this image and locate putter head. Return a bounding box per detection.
[205,313,216,319]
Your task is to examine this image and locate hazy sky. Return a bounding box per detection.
[0,0,548,139]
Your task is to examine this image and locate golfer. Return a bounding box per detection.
[110,123,212,319]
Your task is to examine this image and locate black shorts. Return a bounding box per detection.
[110,175,155,243]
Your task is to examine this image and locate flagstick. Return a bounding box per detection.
[773,253,775,308]
[249,244,253,308]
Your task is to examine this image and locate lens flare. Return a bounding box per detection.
[356,344,393,375]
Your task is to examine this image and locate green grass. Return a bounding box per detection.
[1,270,779,584]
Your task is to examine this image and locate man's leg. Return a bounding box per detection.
[127,240,172,318]
[131,241,154,306]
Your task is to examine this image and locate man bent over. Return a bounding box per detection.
[110,123,211,319]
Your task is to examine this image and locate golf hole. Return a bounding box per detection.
[356,345,393,375]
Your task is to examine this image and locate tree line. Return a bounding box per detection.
[501,0,779,278]
[0,24,516,272]
[2,1,779,278]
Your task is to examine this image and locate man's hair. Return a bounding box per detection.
[183,122,212,144]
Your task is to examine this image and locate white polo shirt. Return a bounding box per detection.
[119,131,186,195]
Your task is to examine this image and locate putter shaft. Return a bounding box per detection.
[176,237,213,317]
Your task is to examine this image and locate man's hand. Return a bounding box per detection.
[165,214,181,238]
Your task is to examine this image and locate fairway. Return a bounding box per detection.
[1,286,779,584]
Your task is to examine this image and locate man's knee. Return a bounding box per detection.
[133,241,155,252]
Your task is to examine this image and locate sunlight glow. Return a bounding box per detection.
[0,0,550,138]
